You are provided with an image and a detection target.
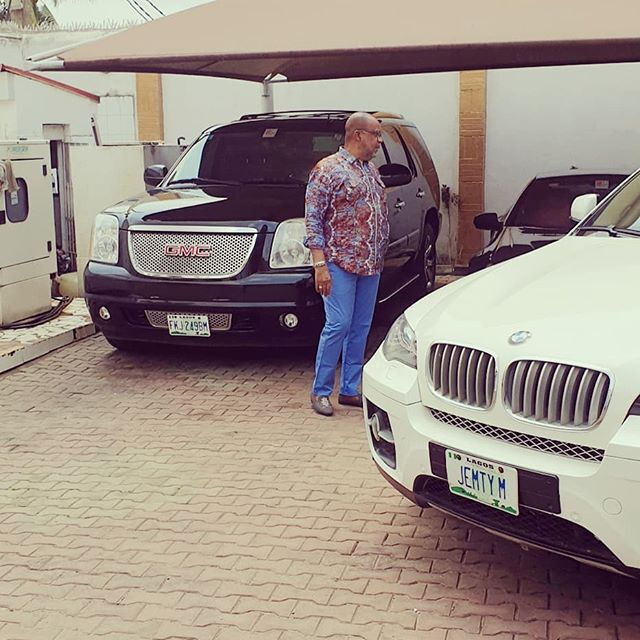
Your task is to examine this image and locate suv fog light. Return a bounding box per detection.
[280,313,299,329]
[366,402,396,469]
[369,411,394,444]
[98,306,111,321]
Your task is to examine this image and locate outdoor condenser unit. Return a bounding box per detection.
[0,140,56,327]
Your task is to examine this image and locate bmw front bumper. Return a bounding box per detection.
[362,346,640,576]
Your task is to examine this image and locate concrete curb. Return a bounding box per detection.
[0,299,96,376]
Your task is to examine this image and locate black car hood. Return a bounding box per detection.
[106,185,306,232]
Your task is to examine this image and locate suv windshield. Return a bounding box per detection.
[577,170,640,234]
[168,126,344,186]
[507,174,626,232]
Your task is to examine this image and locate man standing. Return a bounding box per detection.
[305,112,389,417]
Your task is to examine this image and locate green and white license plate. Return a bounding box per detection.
[445,448,519,516]
[167,313,210,337]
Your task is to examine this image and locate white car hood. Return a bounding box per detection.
[410,235,638,362]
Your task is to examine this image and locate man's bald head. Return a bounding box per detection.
[343,112,382,162]
[345,112,380,140]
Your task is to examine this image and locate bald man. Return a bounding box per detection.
[305,112,390,417]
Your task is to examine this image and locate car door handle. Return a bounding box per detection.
[394,200,406,210]
[416,189,425,198]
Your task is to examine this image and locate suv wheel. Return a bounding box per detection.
[419,222,437,294]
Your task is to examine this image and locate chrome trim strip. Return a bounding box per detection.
[128,225,258,234]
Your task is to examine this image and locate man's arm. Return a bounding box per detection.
[305,164,333,296]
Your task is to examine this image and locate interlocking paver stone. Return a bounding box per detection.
[1,316,639,639]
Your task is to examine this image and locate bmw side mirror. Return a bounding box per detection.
[144,164,168,188]
[379,163,412,188]
[571,193,598,222]
[474,212,502,232]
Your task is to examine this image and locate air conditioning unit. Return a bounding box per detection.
[0,140,56,327]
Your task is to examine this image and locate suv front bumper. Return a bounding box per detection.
[85,261,324,347]
[362,347,640,576]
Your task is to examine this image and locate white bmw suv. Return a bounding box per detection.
[363,168,640,576]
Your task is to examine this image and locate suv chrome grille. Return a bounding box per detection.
[430,408,605,462]
[128,226,257,279]
[145,310,231,331]
[429,343,496,409]
[504,360,610,428]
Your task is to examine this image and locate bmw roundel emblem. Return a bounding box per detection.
[509,330,531,345]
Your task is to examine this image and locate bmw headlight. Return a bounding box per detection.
[270,219,311,269]
[91,213,120,264]
[382,314,417,368]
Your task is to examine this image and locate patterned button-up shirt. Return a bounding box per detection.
[305,147,389,276]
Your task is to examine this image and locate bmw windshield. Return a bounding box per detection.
[166,124,344,187]
[574,170,640,237]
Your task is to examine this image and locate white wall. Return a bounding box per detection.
[486,63,640,216]
[162,74,263,145]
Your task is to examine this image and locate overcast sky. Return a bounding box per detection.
[41,0,212,26]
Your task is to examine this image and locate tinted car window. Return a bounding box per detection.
[171,128,344,185]
[507,174,626,232]
[383,126,412,168]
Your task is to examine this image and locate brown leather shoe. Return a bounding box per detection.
[338,394,363,408]
[311,394,333,416]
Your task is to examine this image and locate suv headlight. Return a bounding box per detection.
[91,213,120,264]
[382,314,417,368]
[270,219,311,269]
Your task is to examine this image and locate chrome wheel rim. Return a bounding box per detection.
[423,233,435,289]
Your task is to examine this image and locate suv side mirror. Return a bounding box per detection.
[144,164,168,188]
[571,193,598,222]
[474,212,502,232]
[379,163,412,188]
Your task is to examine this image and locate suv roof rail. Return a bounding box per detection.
[239,109,404,121]
[372,111,404,119]
[240,110,356,121]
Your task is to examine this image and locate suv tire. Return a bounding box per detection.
[419,221,437,294]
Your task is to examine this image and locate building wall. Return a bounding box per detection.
[486,63,640,217]
[161,74,263,145]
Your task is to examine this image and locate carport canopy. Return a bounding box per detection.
[31,0,640,81]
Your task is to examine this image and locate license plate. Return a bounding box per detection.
[167,313,210,337]
[445,448,519,516]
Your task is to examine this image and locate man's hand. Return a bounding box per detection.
[314,265,332,297]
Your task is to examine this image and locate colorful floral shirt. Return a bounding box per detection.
[305,147,389,276]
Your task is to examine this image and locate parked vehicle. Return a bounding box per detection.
[85,110,441,349]
[467,169,629,273]
[363,168,640,576]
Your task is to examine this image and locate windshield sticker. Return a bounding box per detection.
[594,179,610,190]
[262,128,278,138]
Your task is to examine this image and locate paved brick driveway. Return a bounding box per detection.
[1,310,639,639]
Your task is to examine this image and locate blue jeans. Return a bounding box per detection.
[312,262,381,397]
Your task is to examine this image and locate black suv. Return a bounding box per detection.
[85,110,441,349]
